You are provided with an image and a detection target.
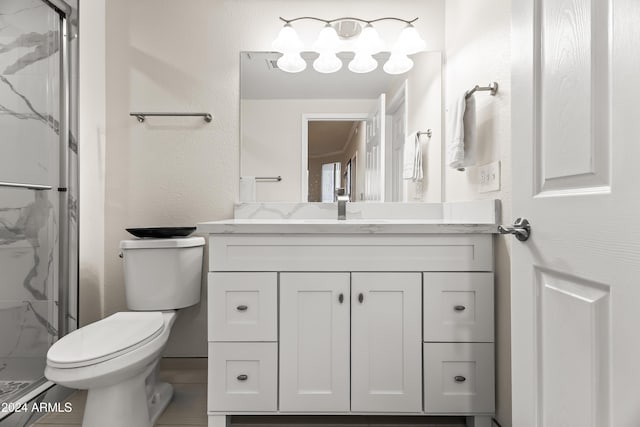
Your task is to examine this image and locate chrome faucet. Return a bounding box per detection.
[335,188,348,220]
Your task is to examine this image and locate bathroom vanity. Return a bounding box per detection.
[198,201,498,427]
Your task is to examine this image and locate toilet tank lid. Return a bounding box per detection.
[120,236,205,249]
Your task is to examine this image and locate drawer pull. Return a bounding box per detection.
[237,305,248,311]
[454,305,466,312]
[338,293,344,304]
[237,374,248,381]
[454,375,466,383]
[358,293,364,304]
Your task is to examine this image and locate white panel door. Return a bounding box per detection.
[279,273,350,412]
[364,94,386,201]
[511,0,640,426]
[351,273,422,412]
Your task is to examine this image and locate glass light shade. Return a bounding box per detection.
[313,52,342,73]
[348,53,378,73]
[354,24,384,55]
[394,24,426,54]
[272,24,303,53]
[277,52,307,73]
[383,52,414,74]
[313,24,341,53]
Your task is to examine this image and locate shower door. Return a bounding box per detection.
[0,0,76,407]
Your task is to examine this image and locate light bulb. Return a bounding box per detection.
[348,53,377,73]
[313,52,342,73]
[355,24,383,55]
[277,52,307,73]
[383,52,414,74]
[393,24,426,55]
[272,23,303,53]
[313,24,341,53]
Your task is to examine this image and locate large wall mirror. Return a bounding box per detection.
[240,51,442,203]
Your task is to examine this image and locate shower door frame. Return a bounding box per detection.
[0,0,78,418]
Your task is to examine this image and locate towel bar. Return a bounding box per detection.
[465,82,499,99]
[130,112,212,123]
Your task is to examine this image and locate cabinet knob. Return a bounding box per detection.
[358,293,364,303]
[454,375,466,383]
[454,305,466,312]
[237,374,248,381]
[338,293,344,304]
[237,305,248,311]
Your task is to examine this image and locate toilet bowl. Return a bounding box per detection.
[45,236,204,427]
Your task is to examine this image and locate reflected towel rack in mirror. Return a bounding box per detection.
[416,129,432,138]
[465,82,499,99]
[130,112,213,123]
[256,176,282,182]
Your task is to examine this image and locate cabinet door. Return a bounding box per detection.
[351,273,422,412]
[279,273,350,412]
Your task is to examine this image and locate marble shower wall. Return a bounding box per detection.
[0,0,62,385]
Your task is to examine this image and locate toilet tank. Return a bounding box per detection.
[119,237,205,310]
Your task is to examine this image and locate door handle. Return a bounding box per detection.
[338,293,344,304]
[498,217,531,241]
[358,293,364,304]
[236,305,248,311]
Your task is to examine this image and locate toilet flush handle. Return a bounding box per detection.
[118,252,124,259]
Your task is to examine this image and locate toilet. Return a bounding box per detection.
[45,236,205,427]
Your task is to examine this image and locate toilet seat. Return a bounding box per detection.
[47,312,165,369]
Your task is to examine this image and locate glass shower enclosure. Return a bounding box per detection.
[0,0,78,413]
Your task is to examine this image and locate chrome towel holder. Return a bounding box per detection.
[465,82,499,99]
[130,112,212,123]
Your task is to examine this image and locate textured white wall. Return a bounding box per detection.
[100,0,445,356]
[79,0,106,327]
[242,99,375,202]
[444,0,512,425]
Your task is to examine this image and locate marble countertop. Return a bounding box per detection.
[197,219,499,234]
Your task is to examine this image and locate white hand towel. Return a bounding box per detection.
[239,176,256,203]
[403,132,417,179]
[447,92,477,170]
[414,133,423,181]
[403,132,423,181]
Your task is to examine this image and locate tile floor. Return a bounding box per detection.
[28,357,468,427]
[30,358,207,427]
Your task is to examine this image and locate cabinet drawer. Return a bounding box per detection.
[208,273,277,342]
[423,273,494,342]
[208,342,277,412]
[423,343,495,413]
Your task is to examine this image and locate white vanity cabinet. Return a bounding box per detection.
[201,227,496,427]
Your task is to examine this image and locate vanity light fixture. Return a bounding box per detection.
[312,24,342,73]
[271,16,426,74]
[272,23,306,72]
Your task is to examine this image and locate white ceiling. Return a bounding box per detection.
[241,51,403,100]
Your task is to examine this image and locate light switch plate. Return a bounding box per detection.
[478,161,500,193]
